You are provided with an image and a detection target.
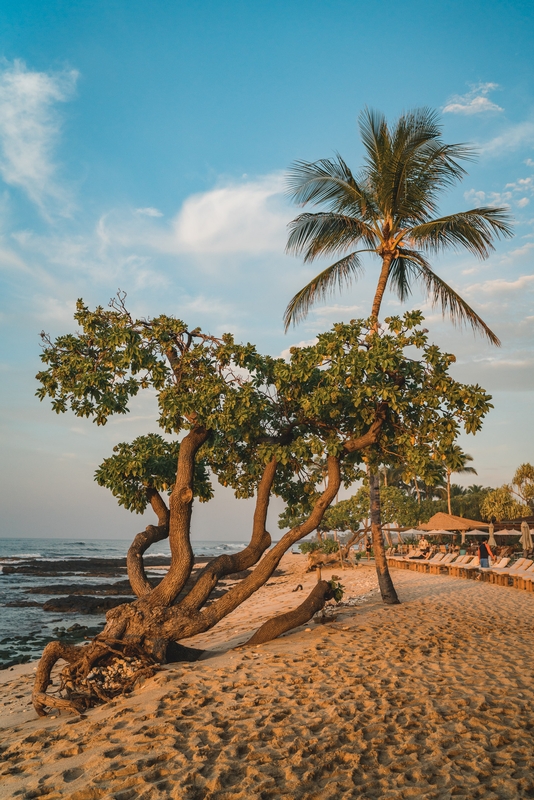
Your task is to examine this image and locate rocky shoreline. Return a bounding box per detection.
[0,555,145,668]
[0,553,247,669]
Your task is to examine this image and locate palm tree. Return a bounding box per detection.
[283,108,512,605]
[284,108,513,341]
[443,446,477,515]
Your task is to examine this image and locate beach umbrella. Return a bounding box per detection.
[520,520,533,552]
[488,523,496,548]
[461,530,466,545]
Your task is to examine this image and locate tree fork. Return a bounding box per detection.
[159,456,342,642]
[179,458,277,612]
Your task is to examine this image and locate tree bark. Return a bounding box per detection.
[371,253,393,322]
[127,489,170,597]
[177,458,277,612]
[369,471,400,604]
[147,426,209,607]
[243,581,334,646]
[157,456,342,642]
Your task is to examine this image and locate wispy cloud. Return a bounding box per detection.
[464,272,534,296]
[464,169,534,210]
[479,121,534,155]
[136,207,163,217]
[443,83,503,115]
[0,59,78,217]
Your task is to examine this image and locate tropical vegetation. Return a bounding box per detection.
[32,299,491,714]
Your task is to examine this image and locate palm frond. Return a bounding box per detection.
[409,208,513,257]
[388,253,422,302]
[283,252,364,331]
[286,156,374,216]
[418,264,501,346]
[286,212,378,261]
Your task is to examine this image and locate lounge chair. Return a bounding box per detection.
[428,553,456,574]
[415,552,445,573]
[440,554,469,575]
[448,555,475,577]
[511,561,534,590]
[457,556,480,578]
[489,558,532,586]
[479,557,510,582]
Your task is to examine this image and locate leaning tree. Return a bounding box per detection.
[32,298,491,715]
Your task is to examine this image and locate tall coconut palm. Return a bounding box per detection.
[284,108,513,341]
[284,108,513,604]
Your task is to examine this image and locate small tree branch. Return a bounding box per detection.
[343,403,387,453]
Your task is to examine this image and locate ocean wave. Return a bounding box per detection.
[0,553,42,562]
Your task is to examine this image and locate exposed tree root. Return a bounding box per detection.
[32,636,161,717]
[242,580,335,647]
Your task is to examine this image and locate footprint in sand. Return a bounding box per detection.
[63,766,84,782]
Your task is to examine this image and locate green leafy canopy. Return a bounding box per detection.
[37,298,493,519]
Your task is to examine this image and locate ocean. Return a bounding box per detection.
[0,537,247,669]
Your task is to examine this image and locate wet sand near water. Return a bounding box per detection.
[1,555,533,799]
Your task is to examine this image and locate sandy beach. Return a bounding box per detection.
[1,553,533,800]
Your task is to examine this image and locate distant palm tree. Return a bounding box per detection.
[284,108,513,342]
[443,446,477,515]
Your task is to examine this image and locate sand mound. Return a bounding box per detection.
[1,555,533,799]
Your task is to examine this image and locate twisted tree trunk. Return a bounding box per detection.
[31,450,342,716]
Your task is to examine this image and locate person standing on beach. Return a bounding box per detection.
[478,539,494,568]
[366,537,372,561]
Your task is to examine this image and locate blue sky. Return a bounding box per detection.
[1,0,533,539]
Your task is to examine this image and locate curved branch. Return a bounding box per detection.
[160,456,342,641]
[243,580,334,647]
[147,426,210,607]
[127,488,170,597]
[32,641,84,716]
[344,403,387,453]
[177,458,277,612]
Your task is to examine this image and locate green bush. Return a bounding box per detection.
[298,538,341,555]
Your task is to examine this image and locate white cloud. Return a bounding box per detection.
[463,188,512,207]
[465,272,534,295]
[443,83,503,115]
[465,173,534,210]
[170,174,289,254]
[0,59,78,216]
[136,207,163,217]
[479,122,534,156]
[280,337,318,361]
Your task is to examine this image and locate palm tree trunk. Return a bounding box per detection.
[371,254,393,322]
[369,471,400,604]
[447,469,452,515]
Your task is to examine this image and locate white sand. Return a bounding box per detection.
[1,554,533,799]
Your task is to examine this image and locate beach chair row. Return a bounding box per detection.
[386,551,534,591]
